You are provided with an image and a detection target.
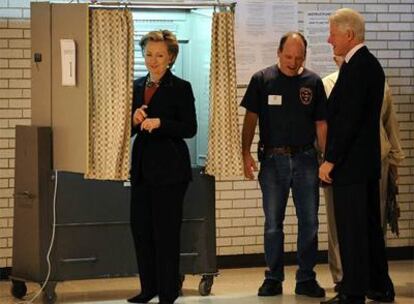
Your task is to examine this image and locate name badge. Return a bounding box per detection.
[268,95,282,105]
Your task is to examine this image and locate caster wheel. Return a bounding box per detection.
[198,275,213,296]
[11,280,27,299]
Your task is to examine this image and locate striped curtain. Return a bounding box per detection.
[86,9,134,180]
[205,11,243,178]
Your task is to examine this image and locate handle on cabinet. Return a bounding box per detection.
[60,257,98,264]
[14,191,36,199]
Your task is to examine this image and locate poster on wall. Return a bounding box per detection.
[304,11,337,78]
[235,0,298,85]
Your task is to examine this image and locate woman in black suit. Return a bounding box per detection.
[128,30,197,304]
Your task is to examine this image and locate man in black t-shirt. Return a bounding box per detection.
[241,32,327,298]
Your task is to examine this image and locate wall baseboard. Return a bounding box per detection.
[1,246,412,281]
[217,246,414,269]
[0,267,11,281]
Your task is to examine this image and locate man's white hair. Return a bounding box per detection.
[329,8,365,42]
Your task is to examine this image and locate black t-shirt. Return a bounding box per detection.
[240,64,327,147]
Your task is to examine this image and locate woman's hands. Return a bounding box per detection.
[132,105,161,133]
[132,105,148,126]
[141,118,161,133]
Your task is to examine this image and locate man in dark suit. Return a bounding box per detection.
[319,8,395,304]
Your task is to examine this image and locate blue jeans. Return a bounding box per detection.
[258,147,319,283]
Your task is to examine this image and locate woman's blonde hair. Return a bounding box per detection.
[139,30,179,66]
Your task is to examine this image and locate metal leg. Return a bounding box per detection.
[41,281,57,304]
[178,274,185,295]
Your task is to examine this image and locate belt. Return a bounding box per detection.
[264,143,314,156]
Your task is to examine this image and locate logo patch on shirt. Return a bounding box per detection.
[299,87,313,105]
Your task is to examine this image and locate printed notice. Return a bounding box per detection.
[235,0,298,85]
[304,11,337,78]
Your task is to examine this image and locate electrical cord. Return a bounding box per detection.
[17,170,58,304]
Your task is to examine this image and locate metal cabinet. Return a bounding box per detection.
[11,126,217,303]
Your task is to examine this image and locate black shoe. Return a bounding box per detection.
[321,294,365,304]
[127,292,157,303]
[295,279,326,298]
[257,279,282,296]
[334,282,342,293]
[366,289,395,302]
[321,294,342,304]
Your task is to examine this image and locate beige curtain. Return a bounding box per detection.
[205,11,243,178]
[86,9,134,180]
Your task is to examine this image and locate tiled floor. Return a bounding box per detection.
[0,261,413,303]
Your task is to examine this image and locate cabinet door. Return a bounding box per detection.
[180,168,216,274]
[53,225,137,280]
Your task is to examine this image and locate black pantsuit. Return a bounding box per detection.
[130,181,188,302]
[130,69,197,303]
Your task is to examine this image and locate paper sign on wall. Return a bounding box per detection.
[60,39,76,86]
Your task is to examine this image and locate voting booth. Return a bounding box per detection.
[11,2,222,302]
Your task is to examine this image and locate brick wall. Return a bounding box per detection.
[0,1,31,267]
[0,0,413,267]
[217,0,414,255]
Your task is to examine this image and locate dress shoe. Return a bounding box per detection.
[127,292,157,303]
[366,289,395,302]
[334,282,342,293]
[295,279,326,297]
[257,279,282,296]
[321,294,365,304]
